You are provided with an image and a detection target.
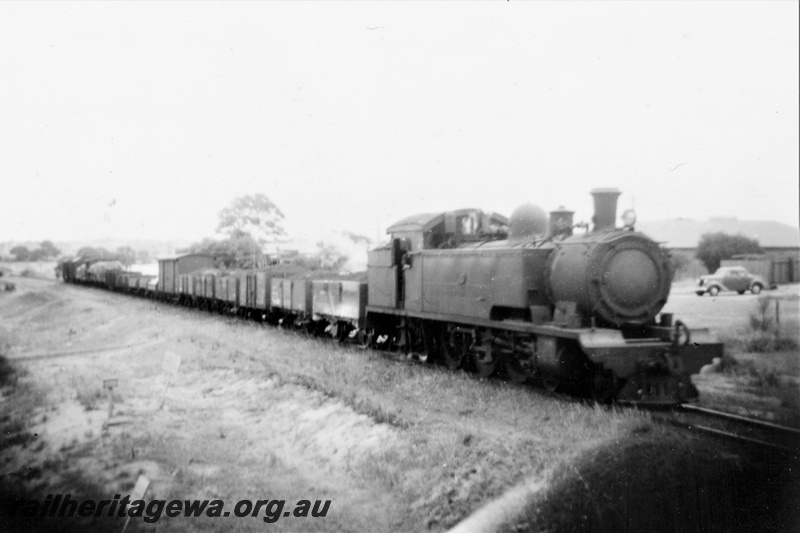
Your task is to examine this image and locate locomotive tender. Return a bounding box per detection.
[61,188,722,405]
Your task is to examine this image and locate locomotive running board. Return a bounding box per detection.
[367,305,723,375]
[366,305,585,339]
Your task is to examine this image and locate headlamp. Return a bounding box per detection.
[621,209,636,228]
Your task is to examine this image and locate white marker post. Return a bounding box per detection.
[121,474,150,533]
[159,351,182,410]
[103,378,119,423]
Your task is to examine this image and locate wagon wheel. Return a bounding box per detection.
[357,329,374,349]
[504,352,535,385]
[472,349,497,378]
[590,367,618,404]
[422,327,442,364]
[332,321,350,343]
[442,330,467,370]
[305,321,319,336]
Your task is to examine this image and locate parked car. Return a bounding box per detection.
[695,266,767,296]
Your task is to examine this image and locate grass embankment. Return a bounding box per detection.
[710,295,798,424]
[1,277,798,532]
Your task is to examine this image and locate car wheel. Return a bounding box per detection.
[708,286,720,296]
[751,283,762,295]
[737,291,745,295]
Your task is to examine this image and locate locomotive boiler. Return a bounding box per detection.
[365,188,722,404]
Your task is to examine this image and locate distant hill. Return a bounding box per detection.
[636,218,800,250]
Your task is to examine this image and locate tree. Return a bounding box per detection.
[217,194,285,243]
[116,246,137,269]
[10,246,31,261]
[136,249,152,264]
[696,232,763,273]
[669,252,691,280]
[39,240,61,259]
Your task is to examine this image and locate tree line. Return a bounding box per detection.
[8,241,61,262]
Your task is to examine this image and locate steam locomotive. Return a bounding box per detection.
[62,188,723,405]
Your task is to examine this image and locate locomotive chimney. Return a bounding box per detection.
[590,188,621,232]
[548,206,574,237]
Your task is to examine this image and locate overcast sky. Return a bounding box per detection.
[1,1,797,246]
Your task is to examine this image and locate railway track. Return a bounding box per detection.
[649,403,800,454]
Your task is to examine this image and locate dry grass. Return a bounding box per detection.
[174,315,670,529]
[718,295,799,353]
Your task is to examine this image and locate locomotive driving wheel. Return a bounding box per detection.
[472,349,497,378]
[442,329,468,370]
[504,352,535,385]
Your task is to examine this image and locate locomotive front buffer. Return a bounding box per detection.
[576,313,724,405]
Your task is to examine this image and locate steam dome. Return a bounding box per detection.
[508,203,548,242]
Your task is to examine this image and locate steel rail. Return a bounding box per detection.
[679,403,800,436]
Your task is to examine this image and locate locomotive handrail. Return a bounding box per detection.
[671,320,691,348]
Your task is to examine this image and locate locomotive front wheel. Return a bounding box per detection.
[542,377,559,395]
[590,368,618,404]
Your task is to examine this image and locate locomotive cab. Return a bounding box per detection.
[385,209,509,252]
